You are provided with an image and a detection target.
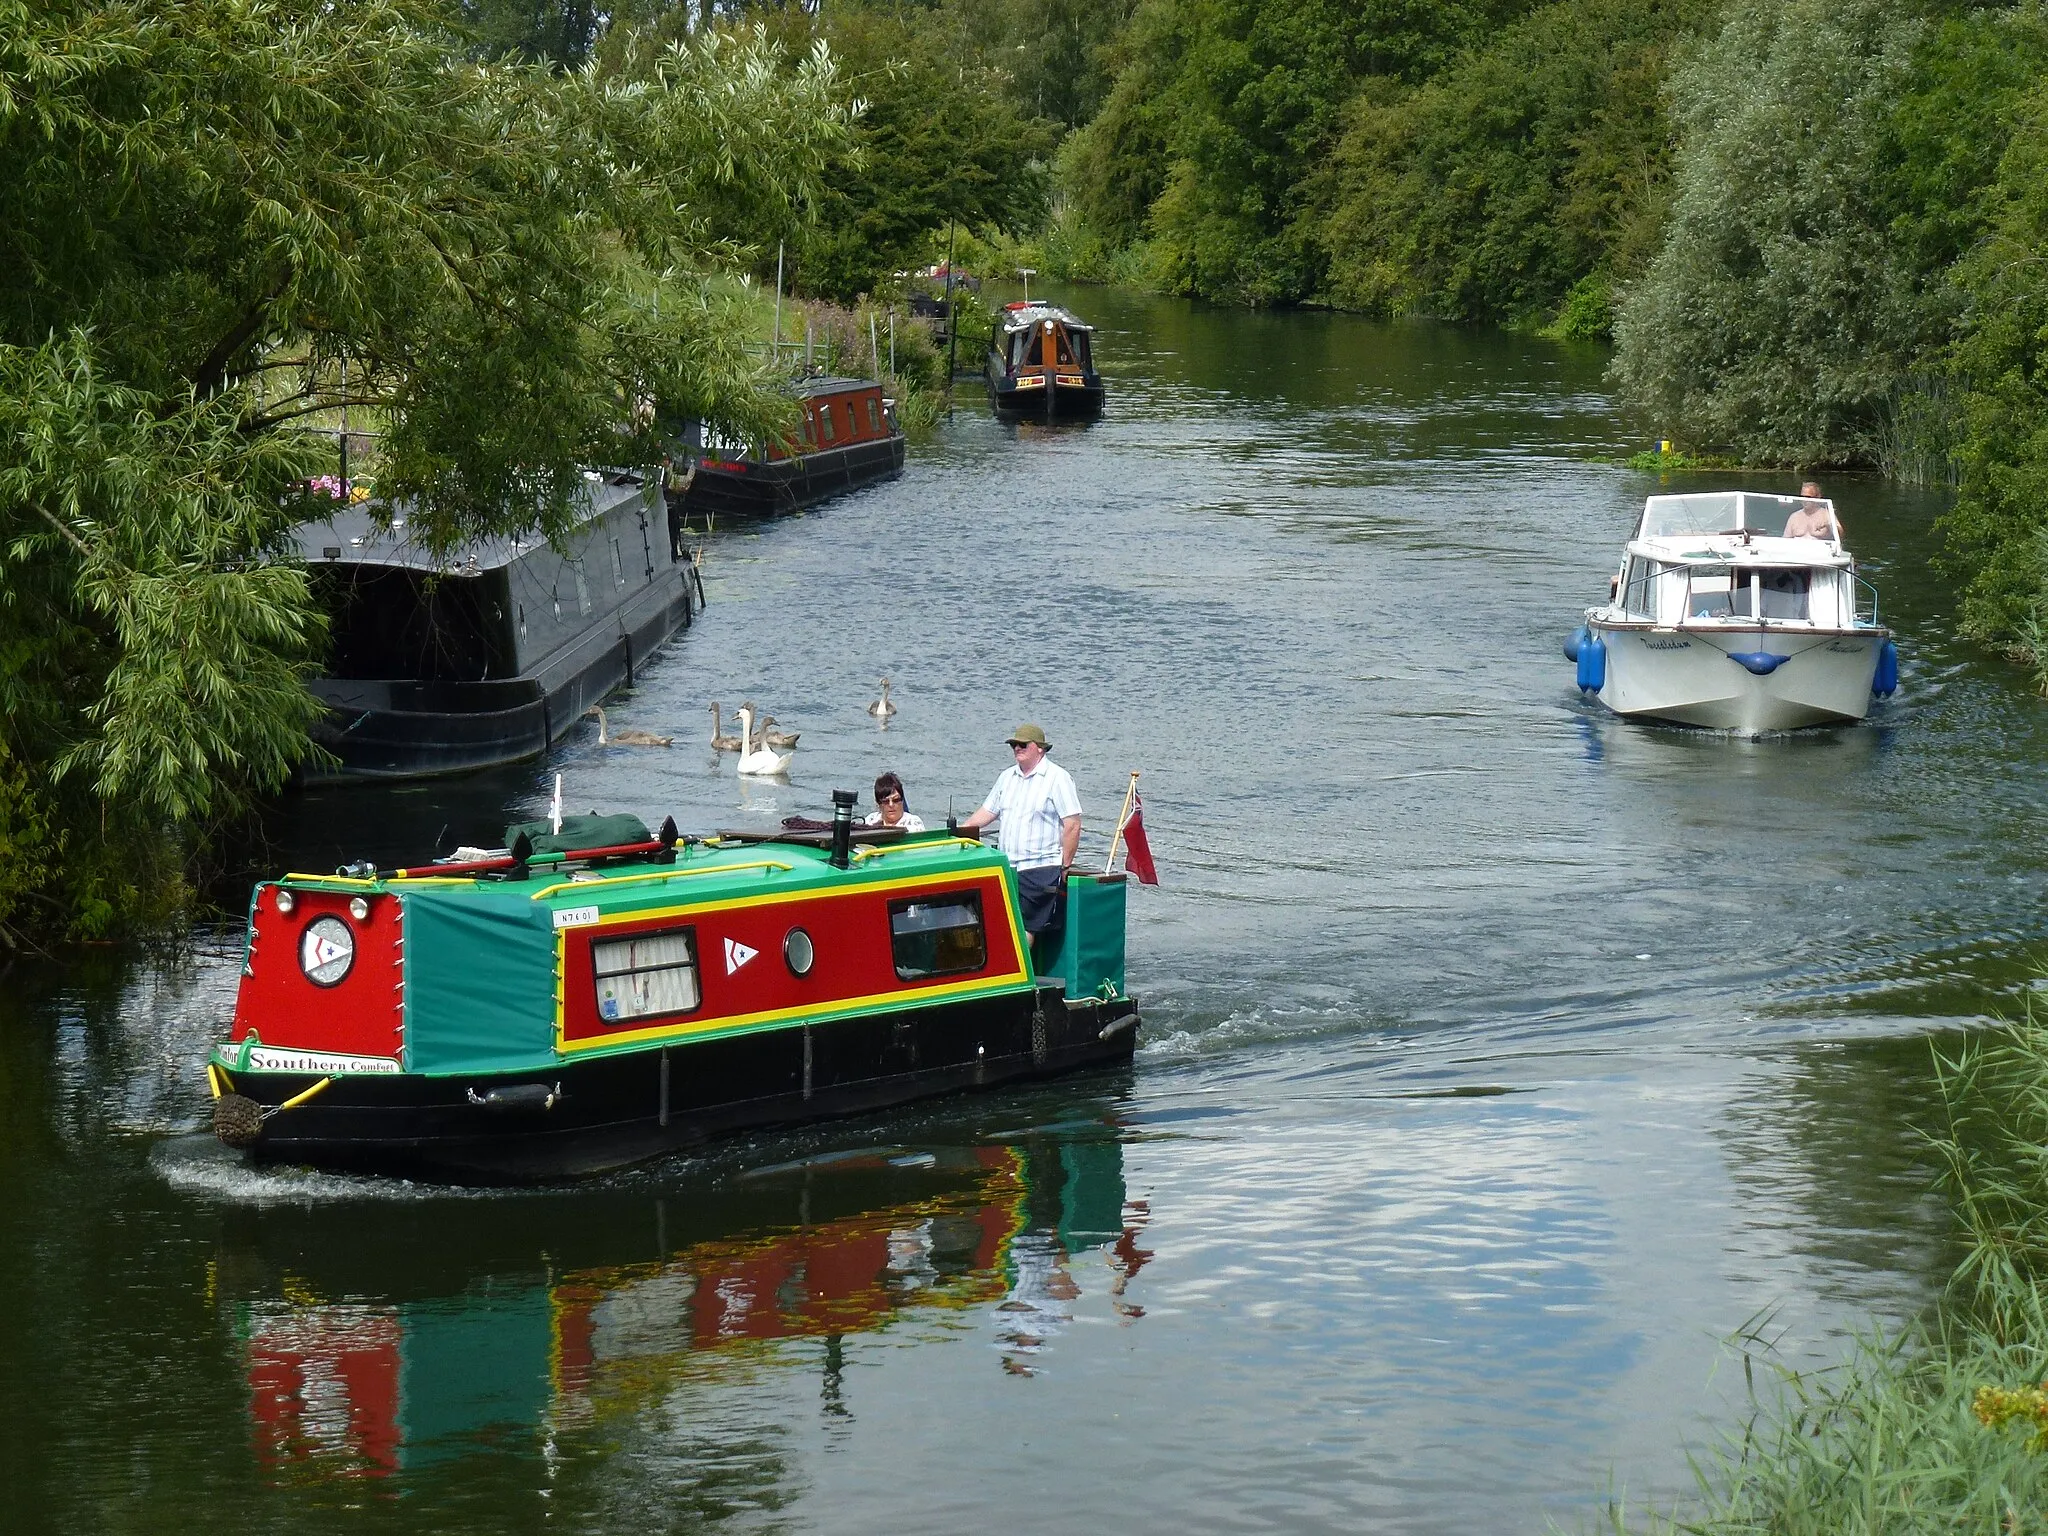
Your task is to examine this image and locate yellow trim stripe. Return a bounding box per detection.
[554,867,1033,1055]
[530,860,792,902]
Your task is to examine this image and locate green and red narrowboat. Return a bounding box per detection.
[207,799,1138,1182]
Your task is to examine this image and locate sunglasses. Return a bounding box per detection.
[878,792,904,805]
[1009,741,1037,751]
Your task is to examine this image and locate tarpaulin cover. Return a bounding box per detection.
[402,887,559,1074]
[1046,874,1126,997]
[506,813,652,856]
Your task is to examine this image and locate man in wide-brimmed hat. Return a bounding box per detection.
[957,723,1081,963]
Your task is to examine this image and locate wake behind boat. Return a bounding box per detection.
[1568,490,1899,732]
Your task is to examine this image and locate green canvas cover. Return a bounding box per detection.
[402,886,559,1074]
[505,812,652,856]
[1044,874,1126,997]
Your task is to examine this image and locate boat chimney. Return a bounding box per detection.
[828,789,857,869]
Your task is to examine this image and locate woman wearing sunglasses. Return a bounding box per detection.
[863,771,925,833]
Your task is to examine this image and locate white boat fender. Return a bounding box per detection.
[1726,650,1790,676]
[1874,640,1899,696]
[1575,635,1606,692]
[1564,625,1589,663]
[467,1083,563,1113]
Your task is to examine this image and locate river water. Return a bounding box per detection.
[6,288,2046,1534]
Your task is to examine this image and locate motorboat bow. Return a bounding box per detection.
[1567,490,1898,732]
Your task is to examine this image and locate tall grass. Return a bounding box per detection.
[1603,1007,2048,1533]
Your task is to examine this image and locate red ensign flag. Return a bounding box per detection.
[1120,792,1159,884]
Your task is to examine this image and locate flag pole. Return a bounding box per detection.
[1103,771,1139,875]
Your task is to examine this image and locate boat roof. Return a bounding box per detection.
[293,471,649,575]
[997,302,1092,334]
[279,830,1008,915]
[793,375,884,400]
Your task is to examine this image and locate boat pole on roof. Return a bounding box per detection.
[551,774,562,836]
[773,242,784,368]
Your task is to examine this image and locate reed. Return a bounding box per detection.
[1599,1006,2048,1532]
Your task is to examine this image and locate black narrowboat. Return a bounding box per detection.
[986,302,1105,420]
[299,472,699,783]
[206,801,1140,1182]
[675,376,907,519]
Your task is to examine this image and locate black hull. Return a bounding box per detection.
[303,569,697,782]
[228,987,1139,1183]
[679,434,907,520]
[985,373,1105,421]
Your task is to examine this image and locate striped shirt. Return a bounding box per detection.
[979,759,1081,871]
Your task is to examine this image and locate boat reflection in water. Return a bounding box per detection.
[223,1129,1147,1482]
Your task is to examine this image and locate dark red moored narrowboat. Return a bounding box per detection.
[674,376,907,519]
[207,800,1138,1182]
[986,302,1105,421]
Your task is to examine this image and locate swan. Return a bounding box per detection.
[739,699,799,750]
[866,678,897,719]
[708,702,742,753]
[585,705,671,747]
[735,704,791,776]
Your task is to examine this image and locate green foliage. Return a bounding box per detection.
[790,7,1057,301]
[0,0,851,937]
[1938,17,2048,653]
[1058,0,1546,304]
[1609,0,1932,466]
[1324,0,1713,329]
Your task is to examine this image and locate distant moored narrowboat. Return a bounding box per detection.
[986,302,1104,420]
[207,800,1139,1182]
[674,376,906,519]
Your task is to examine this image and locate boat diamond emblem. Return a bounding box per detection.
[724,937,757,975]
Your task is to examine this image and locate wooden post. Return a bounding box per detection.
[1103,771,1139,875]
[773,242,784,368]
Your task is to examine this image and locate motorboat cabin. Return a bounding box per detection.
[986,303,1104,420]
[1569,490,1897,732]
[674,376,906,519]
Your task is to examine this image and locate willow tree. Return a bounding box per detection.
[0,0,849,938]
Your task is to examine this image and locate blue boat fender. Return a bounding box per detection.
[1576,634,1606,693]
[1726,650,1790,676]
[1564,624,1589,664]
[1873,639,1899,697]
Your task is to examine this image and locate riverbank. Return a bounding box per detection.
[1615,1011,2048,1531]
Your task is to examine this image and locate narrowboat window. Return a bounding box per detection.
[1074,332,1092,369]
[889,892,986,980]
[592,928,700,1023]
[865,396,880,434]
[610,537,625,588]
[819,404,837,442]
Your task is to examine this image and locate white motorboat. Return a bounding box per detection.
[1567,491,1898,732]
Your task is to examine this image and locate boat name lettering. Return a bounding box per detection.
[1826,641,1865,653]
[553,905,600,929]
[1642,637,1692,651]
[246,1047,401,1075]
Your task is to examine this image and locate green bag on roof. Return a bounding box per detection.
[505,812,652,856]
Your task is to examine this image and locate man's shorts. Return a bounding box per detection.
[1014,865,1067,938]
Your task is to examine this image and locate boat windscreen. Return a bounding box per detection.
[1639,491,1816,538]
[1639,493,1741,537]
